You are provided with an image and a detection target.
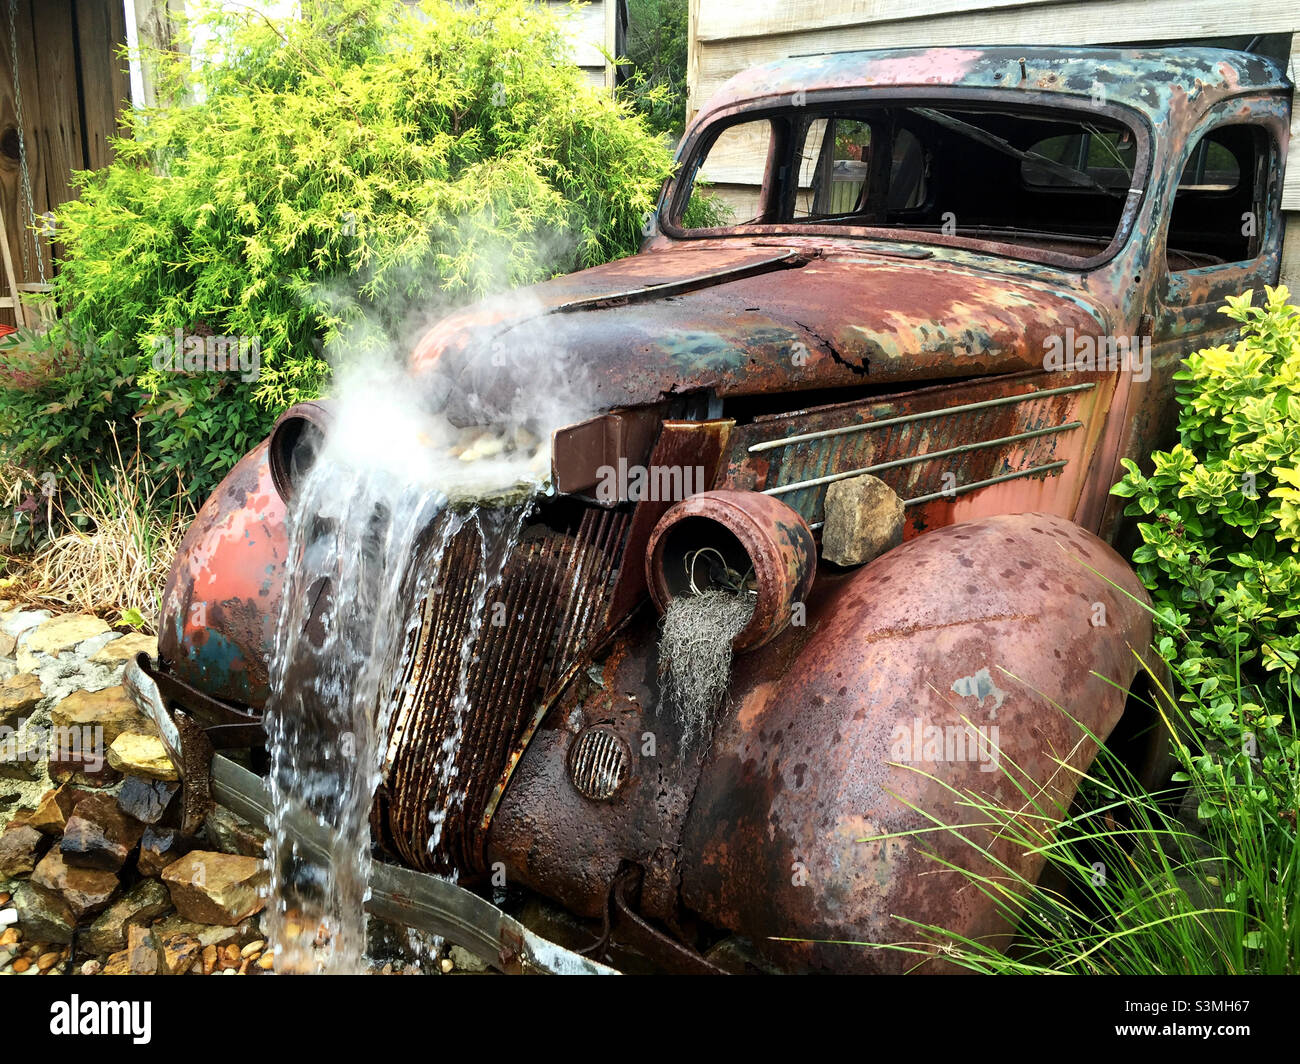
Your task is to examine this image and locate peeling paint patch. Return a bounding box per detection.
[950,666,1007,718]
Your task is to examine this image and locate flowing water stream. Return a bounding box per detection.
[260,364,558,974]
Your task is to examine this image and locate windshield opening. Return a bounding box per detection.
[672,101,1146,264]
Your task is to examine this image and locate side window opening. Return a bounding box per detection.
[1165,125,1267,270]
[681,119,773,230]
[674,103,1144,263]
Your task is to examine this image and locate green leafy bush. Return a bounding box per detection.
[2,0,675,505]
[1111,285,1300,822]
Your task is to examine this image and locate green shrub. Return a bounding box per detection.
[2,0,676,506]
[1111,285,1300,824]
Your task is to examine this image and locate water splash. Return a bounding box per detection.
[260,358,565,974]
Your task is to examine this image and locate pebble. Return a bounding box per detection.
[440,957,454,973]
[256,952,274,971]
[0,927,20,945]
[0,891,10,906]
[80,959,101,975]
[241,939,265,958]
[12,956,31,973]
[36,951,59,971]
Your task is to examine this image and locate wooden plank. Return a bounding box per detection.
[0,1,24,313]
[698,0,1061,44]
[1282,212,1300,292]
[604,0,616,89]
[30,0,85,279]
[692,0,1300,104]
[1286,46,1300,210]
[9,0,51,284]
[697,120,771,184]
[74,0,130,172]
[547,0,608,71]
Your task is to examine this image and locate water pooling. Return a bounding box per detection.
[261,361,567,974]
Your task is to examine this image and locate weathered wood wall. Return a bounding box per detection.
[547,0,622,89]
[0,0,129,323]
[688,0,1300,287]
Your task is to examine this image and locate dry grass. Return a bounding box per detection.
[0,431,193,633]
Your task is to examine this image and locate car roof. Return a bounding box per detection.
[697,45,1291,125]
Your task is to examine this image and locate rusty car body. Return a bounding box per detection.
[141,45,1291,972]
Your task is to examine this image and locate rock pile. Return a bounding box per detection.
[0,606,275,976]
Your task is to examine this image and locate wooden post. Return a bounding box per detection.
[131,0,188,109]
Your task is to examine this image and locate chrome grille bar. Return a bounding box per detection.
[747,382,1096,454]
[763,421,1083,497]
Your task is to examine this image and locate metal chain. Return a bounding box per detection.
[8,0,45,285]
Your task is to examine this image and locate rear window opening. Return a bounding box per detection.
[1164,124,1268,269]
[675,102,1148,264]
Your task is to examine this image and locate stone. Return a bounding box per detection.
[821,474,905,567]
[137,825,188,878]
[448,944,491,973]
[29,784,91,835]
[240,938,265,958]
[161,850,268,926]
[0,731,42,780]
[12,881,75,944]
[107,732,178,781]
[48,686,155,746]
[256,951,274,970]
[202,805,268,858]
[235,914,263,944]
[0,631,16,658]
[22,615,111,658]
[80,959,101,975]
[81,879,172,954]
[159,931,201,975]
[60,793,144,871]
[0,822,45,878]
[117,775,178,825]
[200,943,218,975]
[127,924,159,975]
[30,850,118,921]
[153,914,238,950]
[1,610,50,641]
[0,674,43,726]
[103,948,131,975]
[36,950,59,971]
[89,633,156,667]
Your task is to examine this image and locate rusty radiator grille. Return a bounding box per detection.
[380,506,629,875]
[733,377,1097,527]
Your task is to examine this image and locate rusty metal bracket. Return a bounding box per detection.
[610,866,729,975]
[174,711,215,837]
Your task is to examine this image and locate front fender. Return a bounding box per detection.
[681,511,1159,973]
[159,441,287,709]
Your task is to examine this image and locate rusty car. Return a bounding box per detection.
[126,44,1293,973]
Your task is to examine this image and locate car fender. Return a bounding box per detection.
[680,511,1160,973]
[159,440,287,709]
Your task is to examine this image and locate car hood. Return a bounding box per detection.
[411,241,1110,422]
